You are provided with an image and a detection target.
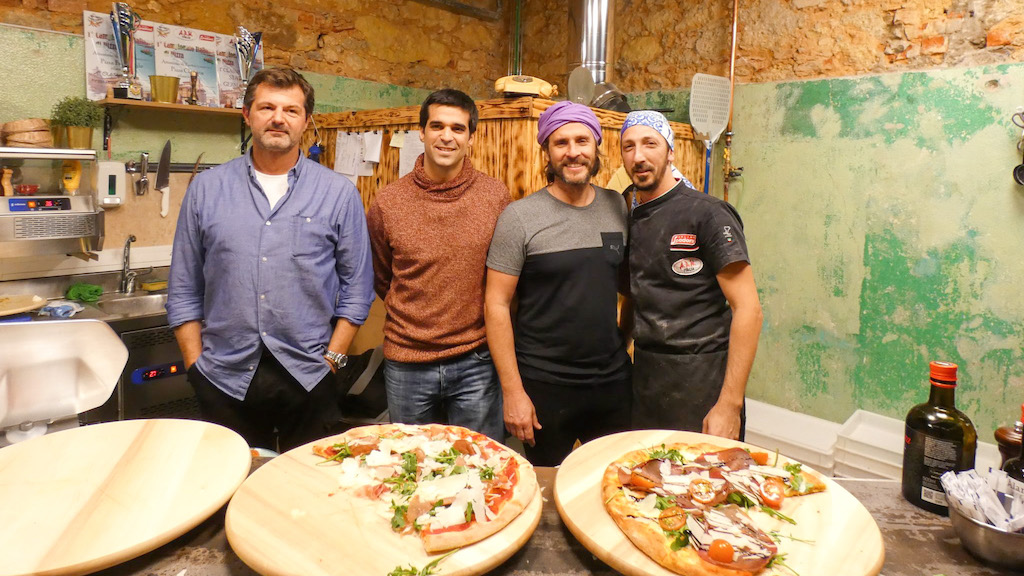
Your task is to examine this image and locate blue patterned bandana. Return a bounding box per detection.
[621,110,674,150]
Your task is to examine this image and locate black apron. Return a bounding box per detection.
[631,347,745,439]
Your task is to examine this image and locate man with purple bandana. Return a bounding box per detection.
[619,110,762,441]
[485,101,632,466]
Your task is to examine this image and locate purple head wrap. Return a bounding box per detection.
[537,101,602,146]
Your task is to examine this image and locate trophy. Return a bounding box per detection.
[109,2,142,99]
[234,26,262,108]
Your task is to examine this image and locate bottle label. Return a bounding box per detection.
[903,428,963,507]
[1009,477,1024,500]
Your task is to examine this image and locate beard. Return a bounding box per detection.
[550,158,596,185]
[254,125,298,152]
[630,161,669,192]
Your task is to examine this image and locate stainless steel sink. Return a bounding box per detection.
[96,293,168,316]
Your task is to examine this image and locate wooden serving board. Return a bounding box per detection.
[226,434,543,576]
[554,430,884,576]
[0,294,46,317]
[0,419,251,576]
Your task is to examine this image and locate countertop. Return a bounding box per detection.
[88,463,1018,576]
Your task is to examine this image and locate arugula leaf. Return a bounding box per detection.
[387,549,458,576]
[452,465,467,475]
[784,462,810,494]
[766,552,801,576]
[464,501,474,523]
[390,503,408,531]
[435,447,461,466]
[655,495,676,511]
[402,451,419,476]
[727,491,756,508]
[664,528,690,550]
[760,505,797,525]
[383,476,418,496]
[784,462,803,475]
[315,442,352,465]
[479,465,495,481]
[648,444,688,464]
[769,530,815,544]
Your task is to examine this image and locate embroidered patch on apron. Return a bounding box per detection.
[672,257,703,275]
[670,233,697,251]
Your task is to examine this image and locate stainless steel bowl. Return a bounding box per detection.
[949,504,1024,570]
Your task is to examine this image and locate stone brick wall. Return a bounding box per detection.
[6,0,1024,99]
[0,0,511,98]
[522,0,1024,92]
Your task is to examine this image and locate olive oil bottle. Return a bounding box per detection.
[1001,404,1024,501]
[901,361,977,515]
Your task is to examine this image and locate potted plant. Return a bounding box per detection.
[50,96,104,149]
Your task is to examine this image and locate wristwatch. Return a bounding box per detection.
[324,350,348,370]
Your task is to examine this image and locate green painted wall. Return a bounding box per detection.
[0,23,429,165]
[725,65,1024,437]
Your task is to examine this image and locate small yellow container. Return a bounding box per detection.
[149,76,180,103]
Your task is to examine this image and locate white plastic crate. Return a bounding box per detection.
[745,399,839,476]
[834,447,902,480]
[833,461,897,480]
[836,409,904,467]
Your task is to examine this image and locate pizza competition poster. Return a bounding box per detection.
[83,10,247,107]
[82,11,121,101]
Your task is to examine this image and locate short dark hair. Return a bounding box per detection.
[419,89,478,134]
[542,137,603,183]
[243,67,315,118]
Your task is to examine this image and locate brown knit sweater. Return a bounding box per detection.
[366,155,511,363]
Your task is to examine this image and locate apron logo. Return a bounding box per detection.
[670,233,698,251]
[672,257,703,276]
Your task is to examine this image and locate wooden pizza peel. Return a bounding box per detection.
[0,294,46,317]
[554,430,885,576]
[225,432,543,576]
[0,419,252,576]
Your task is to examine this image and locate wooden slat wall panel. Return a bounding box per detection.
[305,97,707,208]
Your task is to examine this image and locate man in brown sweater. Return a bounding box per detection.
[366,89,511,440]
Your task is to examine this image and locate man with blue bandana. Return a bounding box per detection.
[486,101,632,465]
[619,110,762,440]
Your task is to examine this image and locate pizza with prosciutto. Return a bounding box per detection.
[313,423,537,553]
[602,443,827,576]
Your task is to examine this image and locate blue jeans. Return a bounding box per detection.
[384,346,505,441]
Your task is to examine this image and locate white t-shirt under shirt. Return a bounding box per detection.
[254,170,289,209]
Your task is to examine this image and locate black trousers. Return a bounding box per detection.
[187,349,342,453]
[521,373,632,467]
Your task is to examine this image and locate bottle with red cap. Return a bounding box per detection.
[1001,404,1024,501]
[901,361,978,515]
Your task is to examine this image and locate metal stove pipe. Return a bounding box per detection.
[568,0,613,84]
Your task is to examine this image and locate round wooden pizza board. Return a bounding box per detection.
[0,294,46,317]
[225,433,543,576]
[0,419,252,576]
[554,430,885,576]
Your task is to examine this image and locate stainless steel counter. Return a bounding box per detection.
[90,464,1018,576]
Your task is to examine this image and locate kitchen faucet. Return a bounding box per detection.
[119,235,137,294]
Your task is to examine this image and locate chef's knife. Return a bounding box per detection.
[136,152,149,195]
[156,140,171,218]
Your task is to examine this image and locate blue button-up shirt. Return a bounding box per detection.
[166,151,373,400]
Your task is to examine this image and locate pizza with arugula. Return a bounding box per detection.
[602,442,826,576]
[313,423,538,553]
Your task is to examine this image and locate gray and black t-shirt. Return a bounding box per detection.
[487,186,631,386]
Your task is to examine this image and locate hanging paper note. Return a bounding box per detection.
[363,131,383,163]
[390,131,405,148]
[398,131,424,178]
[333,132,360,176]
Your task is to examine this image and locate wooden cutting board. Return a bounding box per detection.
[226,435,543,576]
[0,419,251,576]
[555,430,885,576]
[0,294,46,317]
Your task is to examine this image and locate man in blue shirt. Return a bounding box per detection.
[167,68,374,452]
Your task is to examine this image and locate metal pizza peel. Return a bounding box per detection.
[689,73,731,194]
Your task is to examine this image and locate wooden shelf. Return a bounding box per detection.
[99,97,243,116]
[100,98,248,153]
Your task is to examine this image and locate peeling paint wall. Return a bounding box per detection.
[729,64,1024,436]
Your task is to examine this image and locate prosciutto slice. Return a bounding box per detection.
[686,505,778,572]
